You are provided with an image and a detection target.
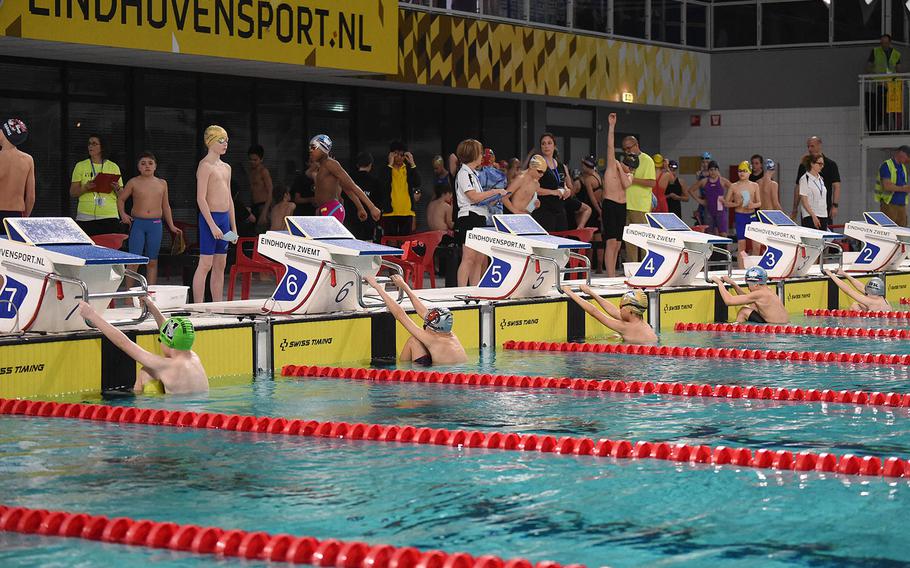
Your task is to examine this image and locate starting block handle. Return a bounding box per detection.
[325,259,404,309]
[81,269,150,327]
[704,246,733,283]
[821,242,844,272]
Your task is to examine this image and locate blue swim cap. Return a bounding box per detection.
[309,134,332,155]
[701,151,713,160]
[745,266,768,285]
[865,277,886,297]
[424,307,453,333]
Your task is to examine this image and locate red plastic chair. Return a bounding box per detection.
[227,237,285,300]
[552,228,597,280]
[91,233,128,250]
[380,230,446,289]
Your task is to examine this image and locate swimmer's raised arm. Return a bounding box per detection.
[390,274,428,318]
[562,285,627,334]
[365,276,435,344]
[577,283,623,320]
[142,296,167,328]
[825,269,867,304]
[79,302,165,371]
[721,275,749,296]
[712,276,758,306]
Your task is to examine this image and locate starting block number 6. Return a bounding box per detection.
[274,267,308,302]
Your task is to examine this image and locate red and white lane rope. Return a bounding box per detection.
[674,321,910,339]
[0,504,569,568]
[805,308,910,319]
[281,365,910,409]
[0,398,906,478]
[503,339,910,368]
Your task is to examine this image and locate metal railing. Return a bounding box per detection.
[859,72,910,137]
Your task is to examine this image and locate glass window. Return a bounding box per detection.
[834,0,882,42]
[0,97,62,216]
[482,0,525,20]
[614,0,646,38]
[142,70,195,109]
[713,4,757,48]
[144,106,198,226]
[762,1,830,46]
[0,61,60,94]
[443,95,481,157]
[651,0,683,45]
[530,1,566,27]
[256,81,304,190]
[356,89,404,171]
[307,85,352,165]
[687,3,708,47]
[482,98,519,163]
[573,0,608,33]
[67,65,126,100]
[891,0,906,44]
[200,74,252,111]
[450,0,478,12]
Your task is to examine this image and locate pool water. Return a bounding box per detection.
[4,327,910,567]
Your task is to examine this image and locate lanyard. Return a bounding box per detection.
[546,157,561,185]
[807,174,824,200]
[90,160,104,177]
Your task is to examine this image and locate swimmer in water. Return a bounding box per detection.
[79,297,208,394]
[726,161,761,268]
[562,284,658,344]
[364,274,467,365]
[825,269,891,311]
[307,134,381,223]
[712,266,789,324]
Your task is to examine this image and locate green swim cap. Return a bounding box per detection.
[159,317,195,351]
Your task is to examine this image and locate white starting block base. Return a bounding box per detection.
[256,216,404,315]
[464,214,591,300]
[843,212,910,273]
[0,218,149,333]
[743,210,842,280]
[622,213,733,288]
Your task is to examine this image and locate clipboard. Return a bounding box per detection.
[91,173,120,193]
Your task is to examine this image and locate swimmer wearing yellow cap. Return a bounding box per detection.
[502,154,546,215]
[562,284,657,344]
[79,297,208,394]
[725,160,762,269]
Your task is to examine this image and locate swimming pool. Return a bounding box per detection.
[3,327,910,566]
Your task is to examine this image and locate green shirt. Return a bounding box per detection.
[71,159,123,221]
[627,152,656,213]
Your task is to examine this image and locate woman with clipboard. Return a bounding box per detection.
[69,134,124,236]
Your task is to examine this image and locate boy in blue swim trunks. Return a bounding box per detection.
[726,161,761,268]
[365,274,467,365]
[118,152,182,286]
[193,125,237,303]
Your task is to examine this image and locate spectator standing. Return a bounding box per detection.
[376,140,421,236]
[602,113,632,277]
[579,154,605,273]
[348,152,380,241]
[874,145,910,226]
[477,148,508,222]
[69,133,124,236]
[0,119,35,223]
[247,144,273,229]
[726,161,761,267]
[663,159,688,218]
[758,158,782,211]
[454,139,506,286]
[797,154,828,230]
[621,135,656,261]
[290,167,317,217]
[533,133,573,232]
[427,182,454,233]
[651,154,669,213]
[691,161,731,236]
[865,34,903,132]
[791,137,841,223]
[693,151,713,225]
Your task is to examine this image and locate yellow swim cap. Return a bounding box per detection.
[204,125,228,148]
[528,154,546,173]
[142,378,165,395]
[738,160,751,173]
[620,289,648,315]
[653,154,664,168]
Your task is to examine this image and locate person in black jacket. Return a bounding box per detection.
[347,152,380,241]
[376,140,422,236]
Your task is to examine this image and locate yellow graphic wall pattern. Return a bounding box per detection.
[393,10,710,109]
[2,1,398,74]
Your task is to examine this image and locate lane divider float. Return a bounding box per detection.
[281,365,910,410]
[503,339,910,368]
[0,504,572,568]
[674,321,910,339]
[901,298,910,305]
[805,309,910,320]
[0,398,907,479]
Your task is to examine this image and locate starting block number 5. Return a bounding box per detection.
[479,257,512,288]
